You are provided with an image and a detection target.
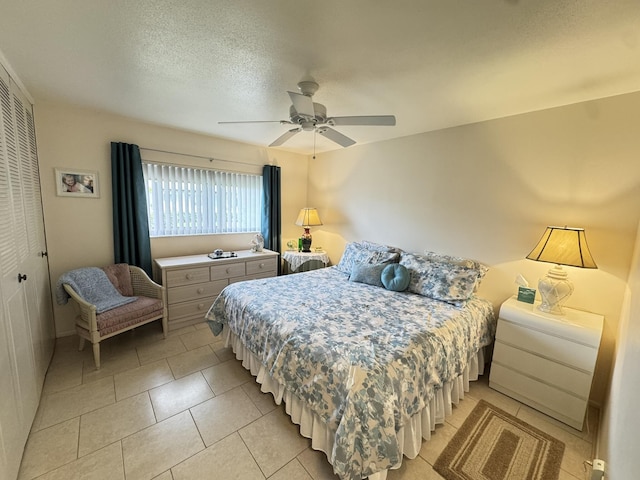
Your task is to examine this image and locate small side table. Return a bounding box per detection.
[282,250,330,274]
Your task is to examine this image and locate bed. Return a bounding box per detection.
[205,242,496,480]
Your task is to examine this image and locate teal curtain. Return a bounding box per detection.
[261,165,281,274]
[111,142,152,276]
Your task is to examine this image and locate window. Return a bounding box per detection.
[142,162,262,237]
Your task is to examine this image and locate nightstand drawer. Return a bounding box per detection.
[166,266,210,287]
[246,257,277,276]
[493,341,593,398]
[167,279,228,305]
[168,297,217,321]
[210,262,246,280]
[490,363,587,427]
[495,319,598,371]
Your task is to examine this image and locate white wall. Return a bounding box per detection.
[599,218,639,479]
[34,100,309,336]
[309,91,640,406]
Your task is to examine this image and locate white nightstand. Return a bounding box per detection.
[489,296,603,430]
[282,250,330,274]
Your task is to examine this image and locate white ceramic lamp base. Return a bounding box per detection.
[537,265,574,315]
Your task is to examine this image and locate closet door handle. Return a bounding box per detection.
[18,273,27,283]
[39,251,48,257]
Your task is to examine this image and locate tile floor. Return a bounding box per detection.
[19,321,597,480]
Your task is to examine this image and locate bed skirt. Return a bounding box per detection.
[225,328,486,480]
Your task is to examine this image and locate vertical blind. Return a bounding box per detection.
[142,162,262,236]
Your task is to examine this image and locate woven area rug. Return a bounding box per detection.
[434,399,565,480]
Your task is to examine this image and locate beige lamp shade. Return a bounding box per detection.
[526,226,597,268]
[295,208,323,227]
[526,226,597,315]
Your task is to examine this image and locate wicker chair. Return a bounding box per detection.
[63,264,167,369]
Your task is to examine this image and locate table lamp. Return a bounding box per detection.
[295,208,322,252]
[526,226,597,315]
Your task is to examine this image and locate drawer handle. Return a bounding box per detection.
[259,263,265,268]
[226,268,231,274]
[186,273,193,280]
[197,303,204,310]
[197,288,204,294]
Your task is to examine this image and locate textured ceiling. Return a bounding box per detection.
[1,1,639,154]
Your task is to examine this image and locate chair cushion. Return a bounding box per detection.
[96,296,163,336]
[102,263,134,296]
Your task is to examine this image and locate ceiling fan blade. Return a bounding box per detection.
[287,91,315,117]
[219,120,289,124]
[329,115,396,126]
[269,128,301,147]
[317,127,356,148]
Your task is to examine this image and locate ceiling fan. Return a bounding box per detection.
[219,81,396,148]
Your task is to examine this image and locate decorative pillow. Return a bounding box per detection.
[381,264,410,292]
[422,250,489,279]
[358,240,403,253]
[349,263,386,288]
[400,252,480,306]
[102,263,133,296]
[336,242,400,274]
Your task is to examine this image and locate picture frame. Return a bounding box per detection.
[55,168,100,198]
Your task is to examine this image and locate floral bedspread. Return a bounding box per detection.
[205,267,495,480]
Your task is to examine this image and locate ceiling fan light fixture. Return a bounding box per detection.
[301,121,316,131]
[297,81,319,96]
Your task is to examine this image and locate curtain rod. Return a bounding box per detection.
[140,147,262,167]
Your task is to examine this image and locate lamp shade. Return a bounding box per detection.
[526,226,597,315]
[295,208,323,227]
[526,226,597,269]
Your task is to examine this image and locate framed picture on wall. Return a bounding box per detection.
[55,168,100,198]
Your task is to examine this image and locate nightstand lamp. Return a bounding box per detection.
[295,208,323,252]
[526,226,597,315]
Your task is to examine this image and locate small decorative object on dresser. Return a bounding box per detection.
[251,233,264,252]
[489,296,603,430]
[154,249,279,331]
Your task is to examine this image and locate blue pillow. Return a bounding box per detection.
[349,263,386,288]
[381,264,410,292]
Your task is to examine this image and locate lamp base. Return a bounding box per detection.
[537,265,574,315]
[300,228,312,253]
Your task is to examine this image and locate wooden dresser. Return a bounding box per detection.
[154,249,279,331]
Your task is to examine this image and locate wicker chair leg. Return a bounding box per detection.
[92,342,101,369]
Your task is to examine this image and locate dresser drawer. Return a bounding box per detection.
[168,297,217,321]
[495,319,598,371]
[243,271,276,281]
[167,279,228,305]
[490,363,587,427]
[493,341,592,398]
[246,257,277,276]
[211,262,245,280]
[166,266,210,287]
